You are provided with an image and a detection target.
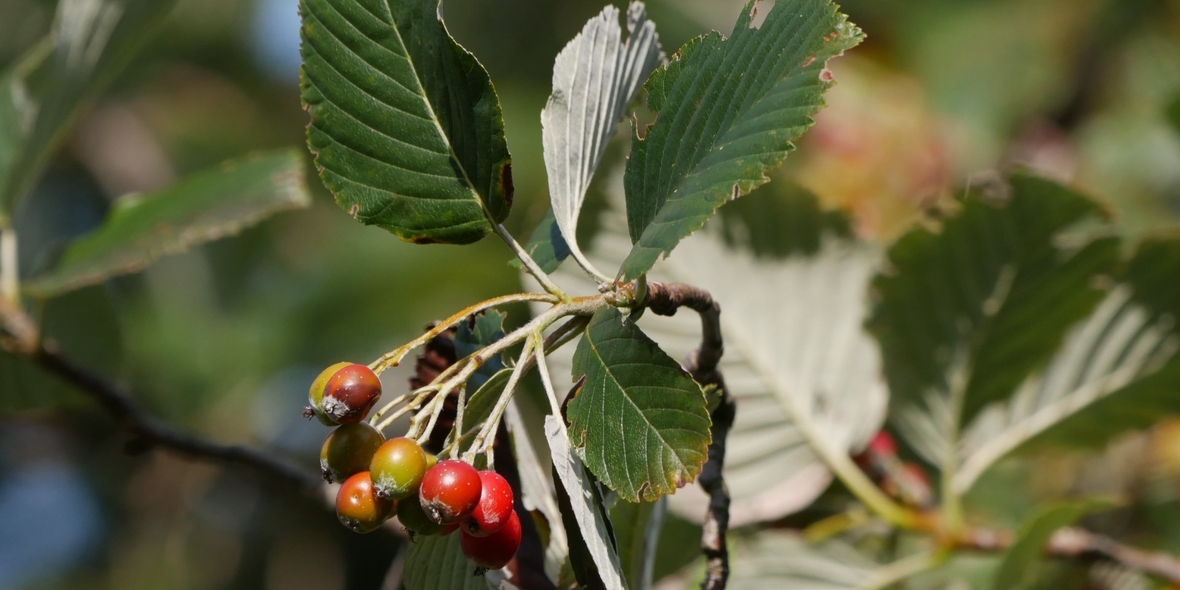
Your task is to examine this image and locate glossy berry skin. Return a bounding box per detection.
[460,510,521,571]
[307,363,382,425]
[306,362,350,425]
[321,422,385,483]
[336,471,395,534]
[370,437,428,500]
[419,460,482,525]
[463,471,515,537]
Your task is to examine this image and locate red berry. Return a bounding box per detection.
[335,471,395,534]
[463,471,514,537]
[867,431,897,457]
[419,460,482,525]
[306,363,382,425]
[320,422,385,483]
[370,437,428,500]
[460,510,521,571]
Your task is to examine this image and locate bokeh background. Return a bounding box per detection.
[1,0,1179,588]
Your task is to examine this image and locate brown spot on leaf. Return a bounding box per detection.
[348,203,360,217]
[410,235,440,244]
[499,161,514,207]
[801,55,816,68]
[820,68,834,82]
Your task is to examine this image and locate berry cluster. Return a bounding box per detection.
[307,362,521,571]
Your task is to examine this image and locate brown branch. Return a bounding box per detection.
[955,525,1180,584]
[11,337,323,494]
[644,281,732,590]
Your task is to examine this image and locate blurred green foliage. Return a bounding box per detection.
[1,0,1179,588]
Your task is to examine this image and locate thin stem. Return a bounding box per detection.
[534,331,563,416]
[863,551,942,590]
[366,392,413,425]
[386,297,604,441]
[494,223,566,299]
[450,384,468,459]
[372,386,435,432]
[25,339,321,493]
[1,226,17,307]
[0,228,36,353]
[464,334,538,463]
[941,357,972,536]
[568,248,613,285]
[369,292,557,374]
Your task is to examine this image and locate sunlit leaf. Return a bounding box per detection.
[542,1,662,278]
[992,499,1115,590]
[539,184,887,526]
[0,0,178,222]
[545,415,628,589]
[299,0,512,244]
[619,0,862,279]
[567,307,711,503]
[23,150,310,298]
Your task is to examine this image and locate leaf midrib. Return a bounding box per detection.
[585,328,690,484]
[328,0,491,216]
[645,1,818,219]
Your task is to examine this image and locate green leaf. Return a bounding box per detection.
[515,209,571,273]
[542,1,662,279]
[23,150,310,298]
[954,285,1180,491]
[0,0,178,223]
[618,0,862,280]
[869,173,1119,466]
[568,307,711,503]
[542,188,887,526]
[299,0,512,245]
[454,309,507,390]
[403,532,487,590]
[610,498,666,590]
[996,237,1180,451]
[993,499,1115,590]
[546,415,628,589]
[1167,92,1180,136]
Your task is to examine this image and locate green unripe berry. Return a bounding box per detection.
[320,422,385,483]
[396,493,446,536]
[370,437,428,500]
[307,361,350,425]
